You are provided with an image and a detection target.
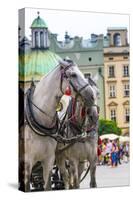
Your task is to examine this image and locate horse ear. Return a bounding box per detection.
[59,57,73,68]
[59,59,69,68]
[93,73,98,84]
[30,78,35,88]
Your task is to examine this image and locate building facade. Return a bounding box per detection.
[104,28,129,135]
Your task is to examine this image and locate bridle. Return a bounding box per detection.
[56,98,99,152]
[69,98,99,134]
[60,60,89,97]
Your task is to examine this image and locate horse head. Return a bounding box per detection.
[85,77,100,133]
[59,58,95,107]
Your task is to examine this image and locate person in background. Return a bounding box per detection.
[123,142,129,163]
[105,139,112,165]
[111,142,118,167]
[102,140,107,165]
[116,139,121,165]
[119,143,124,163]
[97,137,102,165]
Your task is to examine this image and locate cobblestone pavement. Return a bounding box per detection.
[80,162,130,189]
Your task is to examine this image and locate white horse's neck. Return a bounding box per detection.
[32,66,65,127]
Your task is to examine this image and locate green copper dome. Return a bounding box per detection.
[31,16,48,28]
[19,50,61,82]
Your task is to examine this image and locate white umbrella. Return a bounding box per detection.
[119,136,130,143]
[100,133,119,140]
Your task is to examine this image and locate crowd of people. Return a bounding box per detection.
[97,137,129,167]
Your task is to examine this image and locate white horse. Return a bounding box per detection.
[56,78,99,189]
[19,58,96,192]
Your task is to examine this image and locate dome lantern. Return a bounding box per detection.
[31,12,49,49]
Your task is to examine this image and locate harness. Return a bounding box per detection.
[25,60,98,143]
[25,83,58,136]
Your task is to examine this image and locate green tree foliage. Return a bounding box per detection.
[98,119,122,136]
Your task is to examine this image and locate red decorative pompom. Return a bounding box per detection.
[65,86,71,96]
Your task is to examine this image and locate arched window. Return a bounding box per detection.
[40,31,44,48]
[35,31,39,48]
[113,33,121,46]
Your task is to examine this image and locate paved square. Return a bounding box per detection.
[80,163,130,189]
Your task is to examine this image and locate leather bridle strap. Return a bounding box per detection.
[60,65,89,96]
[69,80,89,96]
[60,63,73,94]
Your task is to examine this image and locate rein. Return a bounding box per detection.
[30,99,57,120]
[67,98,98,134]
[25,84,58,136]
[25,78,89,143]
[56,98,98,151]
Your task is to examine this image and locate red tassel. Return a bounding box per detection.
[65,86,71,96]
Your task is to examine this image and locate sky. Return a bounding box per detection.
[19,7,130,41]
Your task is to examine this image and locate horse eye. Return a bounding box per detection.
[71,73,77,78]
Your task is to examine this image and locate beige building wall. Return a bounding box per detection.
[104,28,129,135]
[104,51,129,135]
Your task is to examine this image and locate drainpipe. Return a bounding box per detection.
[98,67,106,119]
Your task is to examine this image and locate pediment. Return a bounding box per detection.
[108,101,118,106]
[123,100,129,105]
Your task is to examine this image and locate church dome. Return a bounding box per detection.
[31,15,48,28]
[19,13,61,82]
[19,49,61,82]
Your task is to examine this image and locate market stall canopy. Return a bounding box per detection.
[119,136,130,143]
[100,133,119,140]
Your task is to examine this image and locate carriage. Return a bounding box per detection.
[19,58,99,191]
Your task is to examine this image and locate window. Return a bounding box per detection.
[84,73,92,80]
[125,108,129,122]
[110,109,116,121]
[35,31,39,48]
[113,33,121,46]
[109,57,114,60]
[123,56,128,60]
[108,66,115,77]
[124,84,129,97]
[123,65,129,77]
[88,57,92,61]
[109,85,116,98]
[40,31,44,48]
